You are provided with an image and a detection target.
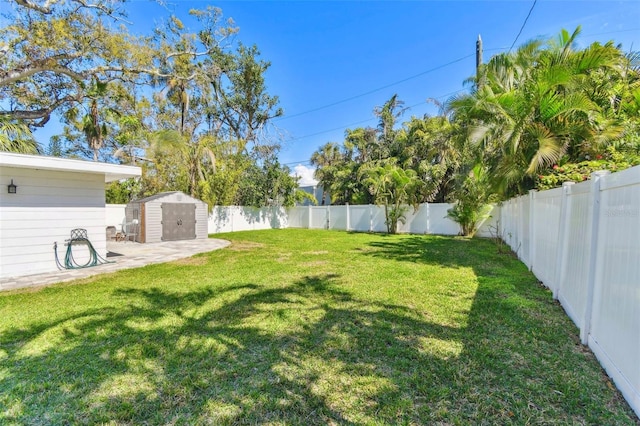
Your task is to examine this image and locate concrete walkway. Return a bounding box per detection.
[0,238,230,292]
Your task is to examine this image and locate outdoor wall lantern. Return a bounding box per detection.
[7,179,17,194]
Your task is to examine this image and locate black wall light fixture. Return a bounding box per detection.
[8,179,17,194]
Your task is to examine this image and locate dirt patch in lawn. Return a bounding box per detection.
[228,241,266,251]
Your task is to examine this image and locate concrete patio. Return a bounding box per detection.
[0,238,230,292]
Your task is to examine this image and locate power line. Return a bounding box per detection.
[277,53,475,122]
[508,0,538,53]
[287,117,377,143]
[284,88,468,147]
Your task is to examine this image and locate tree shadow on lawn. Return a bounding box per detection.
[363,235,638,424]
[1,235,636,424]
[1,273,464,424]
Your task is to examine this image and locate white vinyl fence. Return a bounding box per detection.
[208,206,288,233]
[500,166,640,418]
[103,202,498,236]
[285,203,499,237]
[105,204,127,229]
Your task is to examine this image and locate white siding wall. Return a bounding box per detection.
[0,167,106,279]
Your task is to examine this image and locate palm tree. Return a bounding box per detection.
[449,27,626,197]
[148,130,217,198]
[0,117,39,154]
[374,94,407,159]
[80,79,110,161]
[361,161,420,234]
[310,142,343,205]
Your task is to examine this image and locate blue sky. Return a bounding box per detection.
[18,1,640,184]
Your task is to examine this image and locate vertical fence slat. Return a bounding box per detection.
[554,182,574,300]
[581,170,609,345]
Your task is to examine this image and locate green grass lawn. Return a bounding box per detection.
[0,229,636,425]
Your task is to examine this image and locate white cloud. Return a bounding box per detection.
[291,164,318,187]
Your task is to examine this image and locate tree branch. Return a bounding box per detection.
[1,61,84,87]
[15,0,116,16]
[0,95,79,126]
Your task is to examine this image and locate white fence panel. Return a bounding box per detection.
[509,199,522,254]
[286,206,308,228]
[497,165,640,417]
[208,206,287,233]
[476,205,501,238]
[520,194,531,267]
[105,204,126,228]
[209,206,235,233]
[350,205,372,232]
[371,205,387,233]
[231,206,256,232]
[310,206,328,229]
[500,199,516,250]
[557,181,592,328]
[329,205,348,230]
[404,204,428,234]
[426,203,460,235]
[590,167,640,416]
[531,187,563,289]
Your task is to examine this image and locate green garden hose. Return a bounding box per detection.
[54,228,113,270]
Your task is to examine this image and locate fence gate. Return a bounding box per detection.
[161,203,196,241]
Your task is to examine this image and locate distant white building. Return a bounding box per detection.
[298,184,330,206]
[291,164,330,205]
[0,152,141,281]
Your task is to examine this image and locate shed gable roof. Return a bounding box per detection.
[132,191,206,204]
[133,191,182,203]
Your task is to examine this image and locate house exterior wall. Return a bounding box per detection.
[0,167,106,279]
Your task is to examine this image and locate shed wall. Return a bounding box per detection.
[0,167,106,279]
[137,193,207,243]
[145,201,163,243]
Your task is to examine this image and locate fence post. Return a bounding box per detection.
[581,170,610,345]
[517,197,525,260]
[346,203,350,231]
[308,204,312,229]
[369,204,373,232]
[326,205,331,230]
[528,190,536,271]
[554,181,575,300]
[426,203,431,234]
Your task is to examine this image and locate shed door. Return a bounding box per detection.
[161,203,196,241]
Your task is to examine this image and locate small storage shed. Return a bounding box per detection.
[125,192,208,243]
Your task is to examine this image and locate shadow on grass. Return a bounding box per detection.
[0,234,636,424]
[362,235,636,424]
[1,272,463,424]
